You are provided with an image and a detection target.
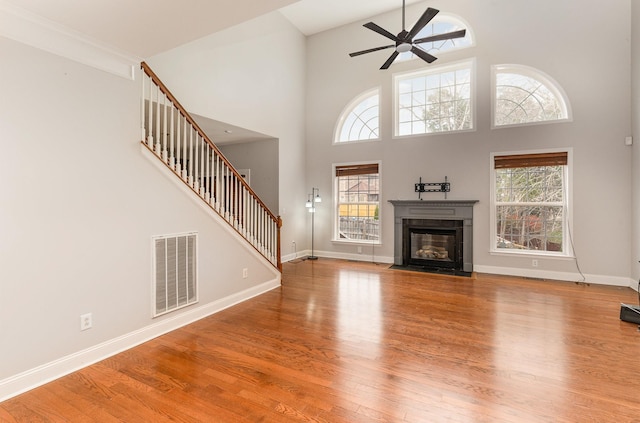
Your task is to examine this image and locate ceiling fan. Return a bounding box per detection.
[349,0,467,70]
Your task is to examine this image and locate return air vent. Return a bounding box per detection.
[152,232,198,317]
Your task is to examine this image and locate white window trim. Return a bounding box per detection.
[333,87,381,145]
[393,58,476,138]
[491,64,573,129]
[332,160,383,245]
[489,148,574,258]
[396,13,476,65]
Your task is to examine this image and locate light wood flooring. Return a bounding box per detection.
[2,258,640,422]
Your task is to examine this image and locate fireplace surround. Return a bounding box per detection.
[389,200,478,275]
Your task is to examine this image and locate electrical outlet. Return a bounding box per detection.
[357,246,362,254]
[242,268,248,278]
[80,313,92,331]
[532,259,539,267]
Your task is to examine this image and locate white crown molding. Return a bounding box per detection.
[0,0,139,80]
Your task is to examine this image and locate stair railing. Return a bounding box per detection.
[140,62,282,270]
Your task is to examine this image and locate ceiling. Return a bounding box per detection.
[279,0,423,36]
[5,0,424,58]
[3,0,423,143]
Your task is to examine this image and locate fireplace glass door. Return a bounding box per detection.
[402,219,463,271]
[411,230,456,264]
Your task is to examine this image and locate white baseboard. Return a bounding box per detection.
[283,254,638,290]
[474,264,634,288]
[282,249,393,264]
[0,278,280,402]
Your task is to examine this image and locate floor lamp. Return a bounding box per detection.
[306,187,321,260]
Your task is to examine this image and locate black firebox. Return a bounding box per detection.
[402,218,466,275]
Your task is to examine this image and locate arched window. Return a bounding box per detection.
[493,65,571,128]
[335,88,380,143]
[398,13,473,63]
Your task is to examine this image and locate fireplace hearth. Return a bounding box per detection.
[389,200,478,276]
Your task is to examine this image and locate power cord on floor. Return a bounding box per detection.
[567,221,586,283]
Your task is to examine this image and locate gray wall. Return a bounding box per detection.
[305,0,633,284]
[219,138,280,213]
[632,1,640,286]
[0,27,285,398]
[146,12,308,258]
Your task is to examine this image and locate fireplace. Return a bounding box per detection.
[404,219,463,271]
[389,200,478,276]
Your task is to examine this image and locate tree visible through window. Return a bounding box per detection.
[395,60,473,136]
[335,163,380,242]
[494,65,570,127]
[493,152,568,254]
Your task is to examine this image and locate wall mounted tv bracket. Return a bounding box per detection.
[415,176,450,200]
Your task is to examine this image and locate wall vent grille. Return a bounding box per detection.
[152,232,198,317]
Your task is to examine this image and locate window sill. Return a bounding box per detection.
[489,249,575,260]
[332,239,382,246]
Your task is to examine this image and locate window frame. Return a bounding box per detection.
[489,149,573,258]
[333,87,381,145]
[332,161,382,245]
[491,64,572,129]
[393,58,476,138]
[396,13,475,64]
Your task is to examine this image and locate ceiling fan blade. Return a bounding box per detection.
[380,51,399,70]
[411,46,437,64]
[349,44,396,57]
[414,29,467,45]
[406,7,439,40]
[364,22,401,42]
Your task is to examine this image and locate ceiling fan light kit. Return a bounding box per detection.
[349,0,466,70]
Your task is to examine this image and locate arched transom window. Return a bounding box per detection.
[335,88,380,143]
[493,65,571,128]
[398,13,473,63]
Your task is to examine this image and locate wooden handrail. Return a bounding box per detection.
[140,62,278,223]
[140,62,281,270]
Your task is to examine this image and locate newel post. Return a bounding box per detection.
[277,216,283,272]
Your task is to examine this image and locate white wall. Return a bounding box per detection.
[305,0,633,284]
[632,1,640,288]
[0,36,279,399]
[146,11,308,261]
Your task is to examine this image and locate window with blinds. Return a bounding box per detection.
[335,163,381,243]
[492,151,569,255]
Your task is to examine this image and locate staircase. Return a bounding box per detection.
[140,62,282,270]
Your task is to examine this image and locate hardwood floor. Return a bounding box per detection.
[2,259,640,422]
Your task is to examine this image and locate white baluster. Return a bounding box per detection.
[194,134,199,191]
[188,127,194,187]
[175,114,181,174]
[162,93,168,162]
[182,117,188,180]
[140,72,146,142]
[199,139,205,197]
[207,145,212,204]
[169,105,175,169]
[155,85,161,154]
[146,76,154,147]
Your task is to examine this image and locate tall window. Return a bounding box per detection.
[395,60,474,136]
[492,151,570,255]
[335,163,380,243]
[493,65,571,127]
[335,89,380,143]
